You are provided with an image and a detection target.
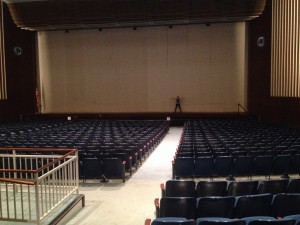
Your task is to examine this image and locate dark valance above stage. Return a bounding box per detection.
[3,0,266,31]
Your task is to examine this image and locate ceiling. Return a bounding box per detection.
[4,0,267,31]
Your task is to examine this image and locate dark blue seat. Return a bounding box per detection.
[161,180,196,197]
[151,217,196,225]
[227,180,259,196]
[289,154,300,174]
[173,157,195,179]
[194,157,214,178]
[156,197,197,220]
[234,193,273,218]
[284,215,300,225]
[233,156,254,179]
[81,158,102,181]
[196,218,246,225]
[196,180,227,197]
[257,179,289,195]
[247,218,295,225]
[252,156,273,178]
[271,193,300,218]
[102,158,126,183]
[286,179,300,193]
[197,196,236,218]
[242,216,276,225]
[271,155,291,177]
[213,156,234,178]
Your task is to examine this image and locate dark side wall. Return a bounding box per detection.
[0,4,37,121]
[248,0,300,126]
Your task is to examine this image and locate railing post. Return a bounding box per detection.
[35,172,41,225]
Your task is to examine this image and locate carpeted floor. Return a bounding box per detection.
[66,126,183,225]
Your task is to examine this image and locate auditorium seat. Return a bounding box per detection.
[155,197,197,219]
[246,218,295,225]
[102,158,126,183]
[234,193,273,218]
[286,179,300,193]
[151,217,196,225]
[196,180,227,197]
[196,196,235,218]
[233,156,254,179]
[213,156,234,178]
[289,154,300,175]
[271,155,291,178]
[196,218,246,225]
[257,179,289,194]
[194,157,214,178]
[227,180,259,196]
[161,180,196,197]
[81,158,102,182]
[252,156,273,179]
[173,157,195,179]
[271,193,300,218]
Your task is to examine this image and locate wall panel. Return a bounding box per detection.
[38,23,246,113]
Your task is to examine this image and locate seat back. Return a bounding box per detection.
[102,158,125,182]
[81,158,102,179]
[159,197,197,219]
[196,180,227,197]
[197,196,235,218]
[234,193,273,218]
[213,156,235,177]
[194,157,214,178]
[252,156,273,178]
[257,179,289,194]
[289,154,300,174]
[271,193,300,217]
[233,156,254,177]
[287,178,300,193]
[247,219,295,225]
[173,157,195,178]
[227,181,259,196]
[196,219,246,225]
[152,217,196,225]
[271,155,291,175]
[165,180,196,197]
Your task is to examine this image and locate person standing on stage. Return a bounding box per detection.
[174,96,182,112]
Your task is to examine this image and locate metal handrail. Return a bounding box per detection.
[0,148,79,225]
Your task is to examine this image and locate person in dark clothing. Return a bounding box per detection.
[174,96,182,112]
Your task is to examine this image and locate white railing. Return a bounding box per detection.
[0,148,79,225]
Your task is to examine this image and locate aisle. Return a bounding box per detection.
[67,126,183,225]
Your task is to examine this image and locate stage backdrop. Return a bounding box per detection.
[37,23,247,113]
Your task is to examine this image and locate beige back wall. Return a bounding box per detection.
[37,23,247,113]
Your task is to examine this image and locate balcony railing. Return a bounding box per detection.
[0,148,79,225]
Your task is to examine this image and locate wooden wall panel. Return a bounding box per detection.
[0,4,37,121]
[248,0,300,126]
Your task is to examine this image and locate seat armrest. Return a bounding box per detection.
[144,219,151,225]
[160,183,165,197]
[154,198,160,218]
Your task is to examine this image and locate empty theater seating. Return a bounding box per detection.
[0,119,169,182]
[154,193,300,220]
[159,179,300,198]
[173,118,300,179]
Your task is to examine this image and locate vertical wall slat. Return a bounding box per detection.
[271,0,300,97]
[0,1,7,100]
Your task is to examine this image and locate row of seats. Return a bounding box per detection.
[160,179,300,198]
[177,118,300,158]
[0,119,169,182]
[147,215,300,225]
[79,157,126,182]
[172,155,300,179]
[154,193,300,219]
